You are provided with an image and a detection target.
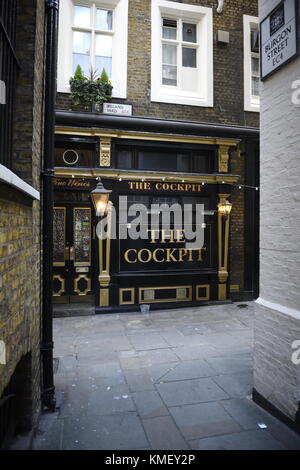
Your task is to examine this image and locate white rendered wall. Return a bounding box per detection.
[254,0,300,423]
[259,0,300,311]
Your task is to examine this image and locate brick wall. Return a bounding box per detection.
[56,0,259,128]
[0,0,45,434]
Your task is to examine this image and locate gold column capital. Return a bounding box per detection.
[218,193,231,204]
[98,273,111,287]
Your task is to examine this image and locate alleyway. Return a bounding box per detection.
[33,303,300,450]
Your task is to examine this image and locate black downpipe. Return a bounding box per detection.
[41,0,59,411]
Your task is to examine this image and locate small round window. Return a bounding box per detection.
[62,149,79,166]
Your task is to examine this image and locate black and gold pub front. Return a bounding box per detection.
[52,112,259,313]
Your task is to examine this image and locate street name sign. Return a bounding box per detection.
[103,103,133,116]
[260,0,298,80]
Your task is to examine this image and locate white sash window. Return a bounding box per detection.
[151,0,213,108]
[57,0,128,99]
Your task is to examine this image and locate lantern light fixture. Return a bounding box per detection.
[90,178,111,217]
[218,200,232,217]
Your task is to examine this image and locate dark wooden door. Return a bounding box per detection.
[53,204,94,303]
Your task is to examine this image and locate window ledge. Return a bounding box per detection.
[57,84,127,100]
[151,89,213,107]
[0,164,40,200]
[244,101,260,113]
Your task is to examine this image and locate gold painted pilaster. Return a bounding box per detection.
[98,202,113,306]
[100,289,110,307]
[218,194,231,300]
[100,137,112,167]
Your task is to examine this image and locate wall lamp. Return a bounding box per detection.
[218,200,232,217]
[90,178,111,216]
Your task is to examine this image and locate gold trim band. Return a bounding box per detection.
[54,169,239,185]
[56,127,240,148]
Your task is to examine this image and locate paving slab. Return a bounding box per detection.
[128,333,170,351]
[220,397,293,431]
[62,412,149,450]
[205,353,253,374]
[171,344,216,361]
[212,371,253,398]
[84,383,136,415]
[142,416,189,450]
[33,413,64,450]
[156,378,229,406]
[169,402,242,440]
[123,368,155,392]
[159,359,216,382]
[189,429,285,450]
[145,362,182,383]
[132,390,169,418]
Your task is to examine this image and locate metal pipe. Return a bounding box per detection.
[55,110,259,138]
[41,0,59,412]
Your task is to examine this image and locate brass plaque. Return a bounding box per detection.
[144,289,155,300]
[76,267,89,273]
[176,288,187,299]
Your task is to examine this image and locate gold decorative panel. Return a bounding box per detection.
[196,285,210,301]
[53,275,65,297]
[139,286,192,304]
[74,274,91,296]
[119,288,135,305]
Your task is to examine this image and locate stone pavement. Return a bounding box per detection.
[33,302,300,450]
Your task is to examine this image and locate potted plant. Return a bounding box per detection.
[69,65,113,112]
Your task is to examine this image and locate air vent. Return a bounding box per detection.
[62,149,79,166]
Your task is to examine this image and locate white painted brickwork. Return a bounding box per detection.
[254,0,300,422]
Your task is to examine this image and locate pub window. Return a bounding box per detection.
[115,145,213,173]
[193,154,210,173]
[138,151,190,172]
[117,150,132,168]
[54,138,97,168]
[57,0,128,99]
[0,0,19,169]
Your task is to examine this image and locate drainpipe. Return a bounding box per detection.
[41,0,59,411]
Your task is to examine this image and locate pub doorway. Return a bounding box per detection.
[53,202,95,304]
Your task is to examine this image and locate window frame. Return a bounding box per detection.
[57,0,128,99]
[151,0,213,108]
[243,15,260,113]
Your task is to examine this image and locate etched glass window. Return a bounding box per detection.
[53,208,66,265]
[74,208,92,265]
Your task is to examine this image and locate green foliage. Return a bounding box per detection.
[100,68,110,83]
[69,66,113,108]
[73,65,85,80]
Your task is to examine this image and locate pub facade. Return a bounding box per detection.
[53,0,259,313]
